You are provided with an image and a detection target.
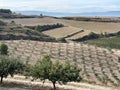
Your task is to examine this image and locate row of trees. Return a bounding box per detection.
[75,31,120,42]
[0,43,82,90]
[35,23,64,32]
[0,9,12,14]
[0,43,24,83]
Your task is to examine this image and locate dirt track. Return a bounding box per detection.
[0,75,119,90]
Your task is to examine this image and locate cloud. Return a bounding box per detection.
[0,0,120,12]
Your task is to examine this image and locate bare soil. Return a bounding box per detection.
[0,75,119,90]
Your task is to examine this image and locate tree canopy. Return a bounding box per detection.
[30,56,82,90]
[0,43,8,55]
[0,55,25,83]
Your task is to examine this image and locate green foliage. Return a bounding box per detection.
[0,9,12,14]
[35,25,41,32]
[0,43,8,55]
[40,14,43,18]
[0,55,24,83]
[85,36,120,49]
[10,20,16,25]
[30,55,81,90]
[88,32,99,39]
[30,56,52,80]
[35,23,64,32]
[116,31,120,36]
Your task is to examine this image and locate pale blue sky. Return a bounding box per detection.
[0,0,120,12]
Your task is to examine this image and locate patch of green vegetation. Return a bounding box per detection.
[26,23,64,32]
[85,36,120,49]
[0,9,12,14]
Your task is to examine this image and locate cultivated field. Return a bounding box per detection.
[85,36,120,49]
[2,17,120,39]
[0,40,120,88]
[43,26,82,38]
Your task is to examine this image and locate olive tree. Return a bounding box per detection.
[0,43,8,55]
[30,56,82,90]
[0,55,24,83]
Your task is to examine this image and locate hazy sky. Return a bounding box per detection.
[0,0,120,12]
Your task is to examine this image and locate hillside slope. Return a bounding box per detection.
[1,40,120,87]
[2,17,120,40]
[0,20,56,41]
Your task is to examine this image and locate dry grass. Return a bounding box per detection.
[2,17,58,26]
[43,26,81,38]
[59,19,120,33]
[2,17,120,39]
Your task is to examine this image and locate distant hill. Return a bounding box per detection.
[79,11,120,17]
[0,9,40,18]
[16,11,120,17]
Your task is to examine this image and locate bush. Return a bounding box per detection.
[35,23,64,32]
[88,32,99,39]
[0,43,8,55]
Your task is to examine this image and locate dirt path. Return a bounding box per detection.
[2,75,119,90]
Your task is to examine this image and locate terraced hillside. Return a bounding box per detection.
[1,40,120,87]
[2,17,120,40]
[0,20,56,41]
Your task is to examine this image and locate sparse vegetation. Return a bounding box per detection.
[0,23,56,41]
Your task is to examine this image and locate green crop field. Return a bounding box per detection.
[85,36,120,49]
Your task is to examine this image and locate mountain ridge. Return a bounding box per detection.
[16,11,120,17]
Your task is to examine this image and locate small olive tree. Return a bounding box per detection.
[30,56,82,90]
[0,55,25,83]
[0,43,8,55]
[35,25,41,32]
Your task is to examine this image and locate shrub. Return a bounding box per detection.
[0,43,8,55]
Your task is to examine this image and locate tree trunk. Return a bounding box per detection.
[52,82,56,90]
[0,76,3,84]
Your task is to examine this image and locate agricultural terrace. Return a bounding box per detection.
[2,17,120,39]
[0,40,120,87]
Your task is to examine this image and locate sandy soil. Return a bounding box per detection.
[1,75,119,90]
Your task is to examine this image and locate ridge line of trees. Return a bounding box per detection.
[74,31,120,42]
[25,23,64,32]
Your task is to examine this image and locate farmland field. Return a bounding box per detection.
[0,40,120,87]
[43,26,82,38]
[85,36,120,49]
[2,17,120,39]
